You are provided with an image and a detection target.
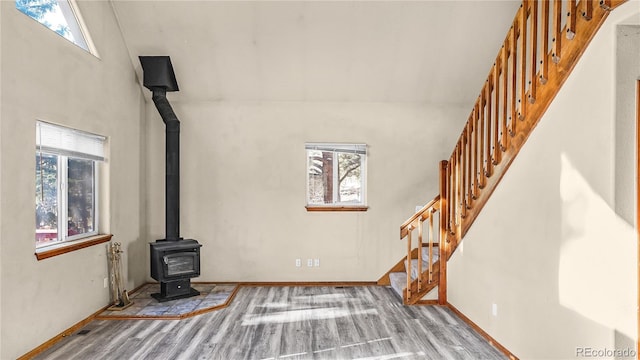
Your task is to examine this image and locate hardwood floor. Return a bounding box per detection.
[34,286,507,360]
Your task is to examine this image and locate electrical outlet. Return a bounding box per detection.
[295,259,301,267]
[314,258,320,267]
[307,259,313,267]
[492,303,498,317]
[103,277,108,288]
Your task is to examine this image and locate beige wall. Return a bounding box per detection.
[448,3,640,359]
[0,1,3,356]
[0,1,146,358]
[145,101,466,282]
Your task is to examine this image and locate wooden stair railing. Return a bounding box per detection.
[400,195,440,302]
[377,161,448,305]
[444,0,627,258]
[380,0,627,306]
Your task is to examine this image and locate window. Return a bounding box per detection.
[16,0,98,55]
[36,121,106,250]
[306,143,367,210]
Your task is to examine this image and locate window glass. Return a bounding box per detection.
[306,143,366,207]
[36,153,59,246]
[16,0,96,55]
[67,158,95,237]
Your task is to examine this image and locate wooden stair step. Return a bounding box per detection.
[404,259,429,280]
[389,272,406,300]
[421,246,439,263]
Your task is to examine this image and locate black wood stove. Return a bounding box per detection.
[140,56,202,302]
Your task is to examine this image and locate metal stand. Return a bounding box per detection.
[107,242,134,311]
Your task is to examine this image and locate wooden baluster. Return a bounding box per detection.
[486,72,494,177]
[441,160,450,244]
[473,103,481,196]
[466,121,474,208]
[509,21,518,136]
[529,0,538,104]
[501,37,510,150]
[493,58,502,165]
[458,143,464,222]
[438,160,448,305]
[583,0,593,20]
[428,212,434,283]
[406,225,412,300]
[448,154,453,231]
[518,3,527,121]
[456,144,463,235]
[540,0,550,84]
[478,92,487,188]
[461,129,468,218]
[417,220,423,291]
[567,0,577,39]
[552,0,562,63]
[454,141,462,225]
[448,156,455,235]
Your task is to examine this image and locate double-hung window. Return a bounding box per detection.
[35,121,106,250]
[306,143,367,210]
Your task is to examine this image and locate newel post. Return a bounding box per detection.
[438,160,448,305]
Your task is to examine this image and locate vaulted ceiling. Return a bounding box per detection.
[111,1,520,106]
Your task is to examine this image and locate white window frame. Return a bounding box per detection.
[305,143,368,210]
[16,0,99,56]
[36,121,105,251]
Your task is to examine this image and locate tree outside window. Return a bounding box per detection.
[306,143,367,207]
[35,121,104,249]
[15,0,97,54]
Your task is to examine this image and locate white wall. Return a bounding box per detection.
[448,3,639,359]
[146,100,466,281]
[0,1,146,358]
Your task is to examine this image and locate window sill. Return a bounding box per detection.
[35,234,113,261]
[305,206,369,212]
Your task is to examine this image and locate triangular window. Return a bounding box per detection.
[16,0,98,55]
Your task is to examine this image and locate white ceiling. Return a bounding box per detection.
[111,1,520,105]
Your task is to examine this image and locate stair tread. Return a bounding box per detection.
[388,245,440,302]
[403,247,439,280]
[421,246,440,263]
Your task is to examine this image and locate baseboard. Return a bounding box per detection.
[18,281,153,359]
[17,304,111,360]
[446,302,519,360]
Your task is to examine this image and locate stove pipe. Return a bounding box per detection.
[139,56,181,241]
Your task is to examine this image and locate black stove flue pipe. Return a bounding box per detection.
[139,56,181,242]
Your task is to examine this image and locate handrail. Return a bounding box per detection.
[400,195,440,238]
[442,0,626,254]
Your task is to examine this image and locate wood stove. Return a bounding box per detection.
[150,239,201,301]
[140,56,202,302]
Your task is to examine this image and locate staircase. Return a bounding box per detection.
[378,0,627,305]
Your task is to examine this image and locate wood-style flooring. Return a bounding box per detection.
[34,286,507,360]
